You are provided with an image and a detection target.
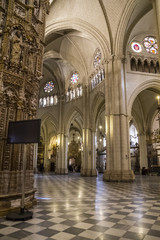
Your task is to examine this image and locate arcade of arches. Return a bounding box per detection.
[1,0,160,214]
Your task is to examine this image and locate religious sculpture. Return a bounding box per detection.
[10,30,23,67]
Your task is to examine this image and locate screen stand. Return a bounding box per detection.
[6,144,33,221]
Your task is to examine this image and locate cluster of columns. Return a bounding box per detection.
[49,55,134,181]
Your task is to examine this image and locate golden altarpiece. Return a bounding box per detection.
[0,0,49,215]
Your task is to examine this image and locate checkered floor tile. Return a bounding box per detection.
[0,173,160,239]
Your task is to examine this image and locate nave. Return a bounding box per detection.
[0,174,160,240]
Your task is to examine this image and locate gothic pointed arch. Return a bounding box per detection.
[64,106,83,135]
[91,91,105,131]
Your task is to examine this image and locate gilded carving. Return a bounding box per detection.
[3,72,22,86]
[0,0,49,204]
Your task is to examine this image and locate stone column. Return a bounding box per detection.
[81,86,97,176]
[81,128,97,176]
[91,130,97,176]
[138,133,148,169]
[55,133,68,174]
[44,140,49,172]
[55,94,68,174]
[64,134,69,173]
[103,56,135,181]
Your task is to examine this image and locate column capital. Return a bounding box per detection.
[106,54,127,64]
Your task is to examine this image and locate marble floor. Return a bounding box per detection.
[0,173,160,240]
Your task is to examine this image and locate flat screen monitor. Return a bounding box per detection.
[7,119,41,144]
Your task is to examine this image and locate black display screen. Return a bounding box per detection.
[7,119,41,144]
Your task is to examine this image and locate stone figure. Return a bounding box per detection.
[10,31,22,66]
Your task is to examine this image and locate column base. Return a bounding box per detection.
[103,170,135,182]
[81,169,97,177]
[55,168,68,174]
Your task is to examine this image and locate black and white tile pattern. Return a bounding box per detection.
[0,174,160,240]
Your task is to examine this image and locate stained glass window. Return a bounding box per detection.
[71,72,79,84]
[94,49,102,68]
[50,96,54,105]
[131,42,142,53]
[44,81,54,93]
[143,36,158,54]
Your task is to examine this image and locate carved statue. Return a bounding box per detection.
[28,47,35,73]
[10,31,23,66]
[34,0,40,17]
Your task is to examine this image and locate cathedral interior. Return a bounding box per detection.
[0,0,160,239]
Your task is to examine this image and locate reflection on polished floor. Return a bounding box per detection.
[0,173,160,240]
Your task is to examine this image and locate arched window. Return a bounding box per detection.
[66,92,69,102]
[98,70,101,83]
[76,87,80,97]
[54,95,58,105]
[79,86,82,96]
[43,98,47,107]
[72,89,76,99]
[70,90,73,100]
[39,98,43,108]
[50,96,54,105]
[46,97,50,106]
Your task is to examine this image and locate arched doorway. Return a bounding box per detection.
[131,87,160,173]
[96,110,106,173]
[129,122,139,173]
[68,123,82,173]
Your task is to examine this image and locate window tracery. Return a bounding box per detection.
[143,36,158,54]
[71,72,79,84]
[91,68,105,89]
[44,81,54,93]
[130,37,158,55]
